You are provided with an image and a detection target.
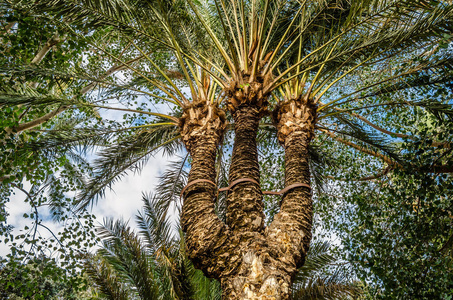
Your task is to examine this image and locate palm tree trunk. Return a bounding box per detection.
[221,245,294,299]
[181,100,314,299]
[181,132,230,277]
[220,133,312,300]
[221,98,315,299]
[266,97,316,283]
[219,105,291,299]
[180,103,232,278]
[266,131,312,269]
[226,106,265,232]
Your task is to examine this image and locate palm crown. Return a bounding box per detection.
[3,0,451,192]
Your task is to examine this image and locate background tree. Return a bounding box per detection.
[0,2,108,293]
[318,108,453,299]
[0,256,99,299]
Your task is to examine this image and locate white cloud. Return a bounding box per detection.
[91,151,170,222]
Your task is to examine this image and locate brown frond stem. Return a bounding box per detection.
[342,109,415,140]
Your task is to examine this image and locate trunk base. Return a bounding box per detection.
[222,249,292,300]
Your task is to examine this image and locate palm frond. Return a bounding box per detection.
[359,56,453,100]
[84,254,132,300]
[76,123,181,210]
[293,240,362,300]
[18,0,136,31]
[152,155,189,218]
[308,144,337,194]
[136,193,177,256]
[93,195,221,299]
[274,0,453,97]
[97,218,160,300]
[321,113,402,162]
[295,241,336,281]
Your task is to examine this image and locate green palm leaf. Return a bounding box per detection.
[76,123,180,210]
[293,241,362,300]
[97,218,161,300]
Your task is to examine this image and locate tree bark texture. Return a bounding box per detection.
[266,97,316,270]
[227,106,265,233]
[180,97,316,299]
[180,102,232,277]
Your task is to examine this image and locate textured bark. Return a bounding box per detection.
[220,98,316,299]
[221,241,293,299]
[220,102,291,300]
[266,131,312,269]
[267,97,316,270]
[180,102,232,277]
[224,73,271,117]
[220,103,291,299]
[219,93,293,298]
[180,96,316,299]
[227,105,265,232]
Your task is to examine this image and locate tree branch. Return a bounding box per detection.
[13,105,68,133]
[326,165,394,181]
[429,164,453,173]
[2,21,16,35]
[0,175,12,183]
[348,110,414,140]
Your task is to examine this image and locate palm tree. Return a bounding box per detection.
[2,0,453,298]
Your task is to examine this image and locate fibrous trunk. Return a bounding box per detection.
[180,96,316,299]
[226,106,264,232]
[180,102,231,277]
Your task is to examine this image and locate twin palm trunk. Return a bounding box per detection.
[180,96,315,299]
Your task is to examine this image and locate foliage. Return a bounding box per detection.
[317,108,453,299]
[0,0,453,298]
[293,240,362,300]
[0,0,101,264]
[0,256,98,299]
